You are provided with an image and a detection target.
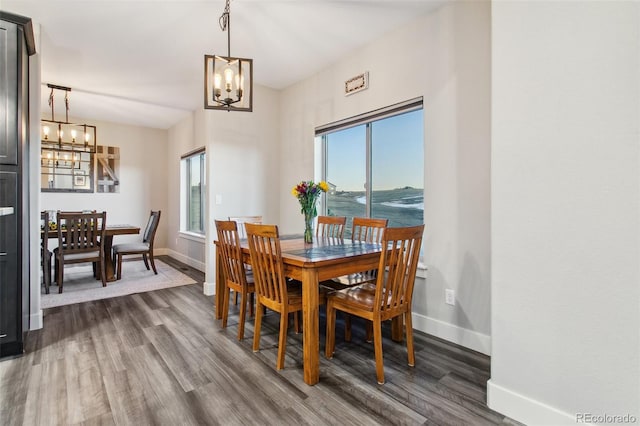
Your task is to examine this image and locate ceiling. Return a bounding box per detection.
[2,1,444,129]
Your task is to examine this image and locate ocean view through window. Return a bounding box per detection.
[318,99,424,238]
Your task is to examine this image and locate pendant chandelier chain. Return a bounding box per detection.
[219,0,231,59]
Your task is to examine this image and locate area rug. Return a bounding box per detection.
[41,260,196,309]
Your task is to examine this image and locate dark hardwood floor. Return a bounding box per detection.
[0,256,520,425]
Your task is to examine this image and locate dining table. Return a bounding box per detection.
[43,224,140,282]
[214,235,404,385]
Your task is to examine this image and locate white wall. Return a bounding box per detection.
[165,84,281,289]
[278,1,492,353]
[489,2,640,424]
[165,109,207,271]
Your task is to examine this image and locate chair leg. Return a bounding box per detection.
[116,253,123,280]
[276,310,289,370]
[237,290,248,341]
[99,259,107,287]
[405,311,415,367]
[142,254,150,270]
[325,302,336,358]
[57,259,64,293]
[43,257,50,295]
[249,293,255,317]
[365,320,373,343]
[148,250,158,275]
[252,302,263,353]
[344,314,352,342]
[294,311,300,334]
[373,319,385,384]
[233,291,239,306]
[222,284,231,329]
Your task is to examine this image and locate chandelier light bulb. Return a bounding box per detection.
[224,67,234,91]
[43,126,49,140]
[71,129,77,142]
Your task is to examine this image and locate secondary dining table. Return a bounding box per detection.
[214,235,404,385]
[43,224,140,282]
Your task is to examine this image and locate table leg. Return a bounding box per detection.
[102,235,117,282]
[215,245,224,320]
[302,268,320,385]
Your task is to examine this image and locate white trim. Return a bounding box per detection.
[416,263,428,279]
[29,310,43,330]
[164,249,205,272]
[203,281,216,296]
[411,312,491,355]
[178,231,206,244]
[487,380,579,426]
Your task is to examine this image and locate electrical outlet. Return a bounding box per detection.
[445,289,455,306]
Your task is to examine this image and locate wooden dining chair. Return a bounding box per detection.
[325,224,424,384]
[322,217,389,340]
[245,222,329,370]
[332,217,388,287]
[228,215,263,239]
[113,210,161,279]
[215,220,256,340]
[316,215,346,239]
[54,211,107,293]
[227,215,262,304]
[40,211,52,294]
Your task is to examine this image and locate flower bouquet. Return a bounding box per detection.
[291,180,329,243]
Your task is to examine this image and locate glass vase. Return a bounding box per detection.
[304,210,314,243]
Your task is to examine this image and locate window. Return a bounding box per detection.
[319,99,424,237]
[181,148,206,235]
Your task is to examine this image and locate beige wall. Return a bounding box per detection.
[490,1,639,424]
[278,1,492,352]
[40,117,169,248]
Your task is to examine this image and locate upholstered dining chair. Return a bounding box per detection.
[215,219,256,340]
[113,210,161,279]
[54,211,107,293]
[245,222,329,370]
[316,215,346,239]
[325,224,425,384]
[40,211,52,294]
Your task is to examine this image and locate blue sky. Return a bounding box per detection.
[325,109,424,191]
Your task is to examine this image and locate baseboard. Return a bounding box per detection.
[29,310,43,330]
[161,248,205,272]
[487,380,578,425]
[203,281,216,296]
[411,312,491,355]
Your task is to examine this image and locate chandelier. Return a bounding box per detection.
[41,84,97,153]
[204,0,253,112]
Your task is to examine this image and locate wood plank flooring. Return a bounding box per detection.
[0,256,521,425]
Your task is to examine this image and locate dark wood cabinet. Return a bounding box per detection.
[0,12,35,358]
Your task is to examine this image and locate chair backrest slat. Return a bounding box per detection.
[316,216,346,239]
[375,225,424,313]
[245,223,287,306]
[215,220,248,288]
[352,217,388,243]
[56,211,106,254]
